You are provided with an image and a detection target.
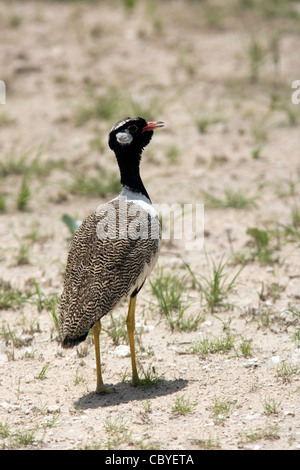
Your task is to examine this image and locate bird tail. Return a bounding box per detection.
[61,331,88,349]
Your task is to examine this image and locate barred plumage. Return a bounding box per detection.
[60,199,160,347]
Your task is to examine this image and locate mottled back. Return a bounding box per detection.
[60,198,160,347]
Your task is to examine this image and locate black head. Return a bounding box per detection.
[108,117,164,155]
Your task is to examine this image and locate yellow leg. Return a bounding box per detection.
[93,320,113,394]
[126,296,139,386]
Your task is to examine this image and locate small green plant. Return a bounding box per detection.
[247,35,265,83]
[0,193,6,213]
[149,268,192,331]
[237,337,253,357]
[0,111,14,126]
[0,148,44,177]
[31,280,59,313]
[171,394,197,416]
[135,364,162,388]
[1,323,26,349]
[193,435,221,450]
[32,280,46,313]
[74,86,163,128]
[244,305,276,329]
[263,396,281,415]
[176,310,204,332]
[258,308,271,328]
[7,12,23,28]
[119,363,162,388]
[210,397,236,423]
[292,310,300,345]
[194,255,243,312]
[104,416,132,449]
[89,135,105,153]
[291,205,300,228]
[191,333,236,357]
[141,400,152,417]
[11,428,36,447]
[49,305,60,337]
[294,328,300,344]
[14,236,32,266]
[165,144,181,164]
[246,227,279,265]
[223,189,257,209]
[102,313,127,346]
[251,144,264,159]
[203,3,225,28]
[282,206,300,242]
[74,368,85,386]
[258,281,285,303]
[69,170,120,198]
[17,175,31,211]
[250,112,271,145]
[194,115,215,134]
[0,421,10,439]
[241,424,279,444]
[122,0,136,9]
[192,106,226,134]
[202,189,257,210]
[0,280,30,309]
[36,364,50,380]
[74,87,121,126]
[275,360,299,383]
[214,314,234,332]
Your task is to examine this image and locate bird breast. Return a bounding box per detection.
[96,187,160,243]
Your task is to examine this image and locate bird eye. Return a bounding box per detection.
[128,124,138,134]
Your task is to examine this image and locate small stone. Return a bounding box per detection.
[243,358,259,368]
[245,413,262,421]
[136,322,154,333]
[0,402,20,412]
[114,345,130,358]
[47,405,61,414]
[284,410,295,417]
[271,355,281,365]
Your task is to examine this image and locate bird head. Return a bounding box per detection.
[108,117,164,155]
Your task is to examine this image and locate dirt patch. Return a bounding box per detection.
[0,0,300,450]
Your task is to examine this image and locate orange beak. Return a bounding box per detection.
[142,121,165,133]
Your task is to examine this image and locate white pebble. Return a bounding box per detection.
[114,345,130,358]
[284,410,295,417]
[245,413,262,420]
[271,355,281,365]
[0,402,20,412]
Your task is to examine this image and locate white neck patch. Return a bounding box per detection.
[116,129,133,145]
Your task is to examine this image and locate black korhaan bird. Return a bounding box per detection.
[60,117,164,393]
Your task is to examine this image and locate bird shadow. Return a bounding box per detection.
[74,378,188,410]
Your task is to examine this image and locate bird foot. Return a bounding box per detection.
[132,375,141,387]
[95,384,114,395]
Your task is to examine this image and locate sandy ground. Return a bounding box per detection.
[0,0,300,450]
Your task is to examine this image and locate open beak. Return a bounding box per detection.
[142,121,165,133]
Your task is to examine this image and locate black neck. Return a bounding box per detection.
[115,150,151,201]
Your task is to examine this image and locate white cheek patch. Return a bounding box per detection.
[116,130,133,145]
